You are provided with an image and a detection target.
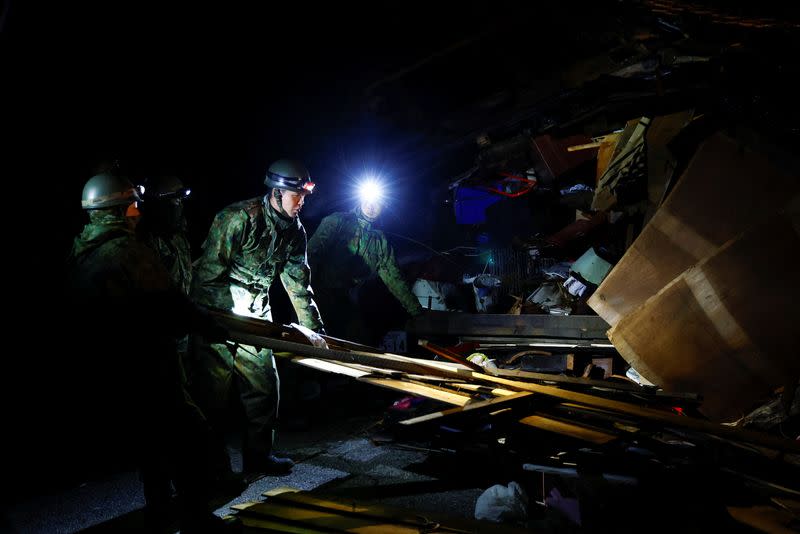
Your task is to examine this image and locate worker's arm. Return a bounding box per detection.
[280,228,325,331]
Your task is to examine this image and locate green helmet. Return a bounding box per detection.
[264,159,315,194]
[81,173,141,210]
[143,175,191,201]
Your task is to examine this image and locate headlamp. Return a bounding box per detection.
[357,178,385,204]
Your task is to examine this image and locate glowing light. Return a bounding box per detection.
[357,177,384,203]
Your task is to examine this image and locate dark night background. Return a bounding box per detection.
[3,0,800,510]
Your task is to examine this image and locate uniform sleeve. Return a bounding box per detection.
[376,238,423,316]
[306,214,339,270]
[191,209,247,311]
[280,228,324,331]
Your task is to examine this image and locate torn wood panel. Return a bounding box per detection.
[592,117,650,211]
[608,212,800,421]
[519,414,618,444]
[589,131,800,327]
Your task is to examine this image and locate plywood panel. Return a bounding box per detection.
[609,214,800,421]
[589,132,800,326]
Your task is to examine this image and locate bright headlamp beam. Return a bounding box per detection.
[357,178,384,203]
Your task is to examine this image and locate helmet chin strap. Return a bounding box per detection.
[271,189,291,218]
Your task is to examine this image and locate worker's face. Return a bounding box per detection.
[360,199,383,221]
[281,190,308,218]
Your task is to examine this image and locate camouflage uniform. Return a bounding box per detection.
[140,215,193,356]
[307,208,422,340]
[190,195,322,458]
[66,209,213,517]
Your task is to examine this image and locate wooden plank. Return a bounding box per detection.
[234,501,417,533]
[727,505,797,533]
[519,415,618,444]
[596,132,622,181]
[460,369,800,452]
[609,213,800,421]
[399,391,534,425]
[290,357,472,406]
[243,331,799,452]
[589,131,800,327]
[361,377,472,406]
[261,489,533,534]
[236,515,330,533]
[407,313,610,339]
[438,382,517,396]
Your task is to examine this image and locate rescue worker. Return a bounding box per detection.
[65,171,237,533]
[307,183,423,342]
[138,175,248,495]
[190,158,324,476]
[138,175,193,296]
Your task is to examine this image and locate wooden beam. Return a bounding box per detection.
[519,415,618,444]
[235,330,799,452]
[400,391,534,425]
[463,371,800,452]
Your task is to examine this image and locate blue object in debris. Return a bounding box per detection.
[454,186,501,225]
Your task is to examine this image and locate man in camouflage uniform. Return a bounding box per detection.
[190,159,323,475]
[138,175,193,296]
[66,172,235,533]
[307,189,423,343]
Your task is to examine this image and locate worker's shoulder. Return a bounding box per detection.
[322,210,353,223]
[216,197,264,222]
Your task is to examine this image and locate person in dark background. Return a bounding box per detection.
[138,175,193,297]
[308,178,423,344]
[138,175,248,494]
[189,158,324,477]
[65,171,237,533]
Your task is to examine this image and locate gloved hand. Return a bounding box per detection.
[315,327,327,336]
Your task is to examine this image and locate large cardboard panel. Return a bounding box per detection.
[590,131,799,326]
[609,214,800,421]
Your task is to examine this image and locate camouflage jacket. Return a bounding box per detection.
[307,208,422,316]
[141,231,192,296]
[69,210,172,298]
[66,210,205,338]
[191,196,323,329]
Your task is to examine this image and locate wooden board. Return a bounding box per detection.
[519,415,618,444]
[234,501,417,533]
[291,357,472,406]
[461,369,800,452]
[589,131,800,327]
[399,391,535,425]
[608,213,800,421]
[258,488,533,534]
[407,313,610,340]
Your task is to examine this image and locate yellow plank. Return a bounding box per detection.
[400,391,534,425]
[361,377,471,406]
[519,415,617,444]
[236,501,418,533]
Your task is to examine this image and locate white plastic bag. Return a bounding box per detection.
[474,481,528,523]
